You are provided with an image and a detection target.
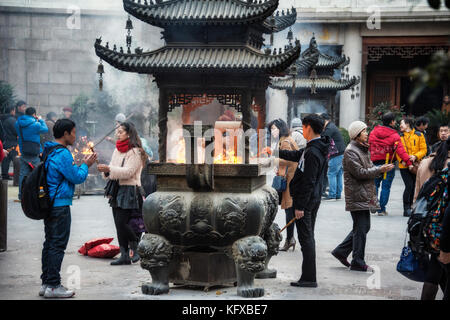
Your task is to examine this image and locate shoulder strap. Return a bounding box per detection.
[44,144,66,164]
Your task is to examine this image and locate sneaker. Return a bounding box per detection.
[39,285,48,297]
[323,196,336,201]
[350,264,374,273]
[44,285,75,298]
[377,211,388,216]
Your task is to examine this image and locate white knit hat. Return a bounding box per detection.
[348,121,367,140]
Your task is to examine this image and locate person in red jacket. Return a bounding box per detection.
[369,112,413,216]
[0,140,7,163]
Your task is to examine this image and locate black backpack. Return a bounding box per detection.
[408,164,449,256]
[21,144,66,220]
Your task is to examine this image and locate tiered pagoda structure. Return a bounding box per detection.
[271,35,360,124]
[94,0,299,298]
[95,0,299,162]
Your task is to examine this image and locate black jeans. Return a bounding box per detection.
[400,169,416,211]
[112,207,139,249]
[41,206,71,287]
[425,253,446,290]
[285,207,295,241]
[294,201,320,282]
[441,263,450,300]
[1,149,16,179]
[333,210,371,267]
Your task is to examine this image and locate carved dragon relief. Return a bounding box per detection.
[158,195,186,243]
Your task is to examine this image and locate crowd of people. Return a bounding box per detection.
[1,99,450,300]
[267,112,449,300]
[0,100,149,298]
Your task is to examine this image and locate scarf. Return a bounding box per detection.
[116,139,131,153]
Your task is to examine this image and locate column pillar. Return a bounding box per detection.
[158,90,168,162]
[339,24,362,129]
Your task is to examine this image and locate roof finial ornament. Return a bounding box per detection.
[273,48,277,55]
[106,42,109,49]
[113,44,117,51]
[120,46,124,53]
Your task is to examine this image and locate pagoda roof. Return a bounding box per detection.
[95,39,300,74]
[294,36,349,73]
[261,7,297,33]
[270,75,360,92]
[317,52,349,70]
[123,0,280,28]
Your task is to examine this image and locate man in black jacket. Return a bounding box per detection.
[1,106,18,180]
[277,114,330,288]
[321,113,346,201]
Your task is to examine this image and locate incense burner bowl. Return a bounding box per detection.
[138,163,281,298]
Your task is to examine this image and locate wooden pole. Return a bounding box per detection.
[279,217,296,234]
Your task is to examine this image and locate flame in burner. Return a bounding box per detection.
[213,149,243,164]
[176,137,185,164]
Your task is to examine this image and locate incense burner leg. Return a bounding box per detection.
[138,234,173,295]
[232,236,267,298]
[256,223,282,279]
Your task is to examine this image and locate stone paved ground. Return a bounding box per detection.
[0,171,443,300]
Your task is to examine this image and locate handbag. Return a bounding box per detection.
[396,227,428,282]
[18,123,41,156]
[104,157,125,199]
[272,166,288,192]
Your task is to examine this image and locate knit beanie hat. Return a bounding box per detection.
[348,121,367,140]
[291,118,302,128]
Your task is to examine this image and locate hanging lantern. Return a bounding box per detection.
[125,15,133,53]
[125,15,133,31]
[97,59,104,91]
[270,16,275,46]
[289,64,297,94]
[286,27,293,45]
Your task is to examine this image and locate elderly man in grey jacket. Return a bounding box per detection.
[331,121,394,272]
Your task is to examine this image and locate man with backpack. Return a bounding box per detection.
[15,107,48,201]
[38,119,97,298]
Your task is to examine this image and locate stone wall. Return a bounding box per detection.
[0,5,163,115]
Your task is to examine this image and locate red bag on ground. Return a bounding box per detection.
[78,237,114,256]
[87,243,120,258]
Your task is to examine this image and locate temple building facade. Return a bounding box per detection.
[268,0,450,128]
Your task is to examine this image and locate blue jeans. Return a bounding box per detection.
[19,155,40,200]
[327,154,343,198]
[374,167,396,213]
[41,206,71,287]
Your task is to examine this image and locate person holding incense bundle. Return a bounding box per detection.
[97,122,146,265]
[396,118,427,217]
[332,121,394,272]
[369,112,412,216]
